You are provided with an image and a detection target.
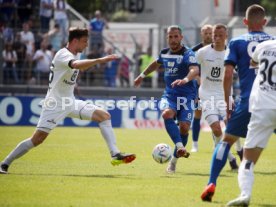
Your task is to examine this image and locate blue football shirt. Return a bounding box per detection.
[157,46,199,99]
[225,31,274,99]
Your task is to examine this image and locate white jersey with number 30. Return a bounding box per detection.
[196,44,225,100]
[45,48,79,105]
[250,40,276,110]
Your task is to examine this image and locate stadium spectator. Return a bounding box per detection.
[12,32,27,83]
[53,0,68,45]
[39,0,54,33]
[104,48,119,87]
[89,10,108,51]
[0,27,136,174]
[0,0,16,24]
[196,24,238,170]
[117,52,130,87]
[19,22,35,82]
[226,39,276,207]
[138,47,155,87]
[45,23,63,54]
[17,0,34,25]
[201,4,274,202]
[2,42,19,84]
[190,24,212,153]
[134,25,199,173]
[32,40,53,85]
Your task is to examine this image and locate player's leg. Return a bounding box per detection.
[208,115,238,170]
[227,109,276,206]
[191,108,201,152]
[68,100,135,165]
[0,104,65,174]
[201,101,251,202]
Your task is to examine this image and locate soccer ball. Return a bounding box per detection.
[152,143,172,164]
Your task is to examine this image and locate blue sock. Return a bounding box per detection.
[164,119,182,144]
[173,134,189,157]
[208,141,230,185]
[181,134,188,147]
[192,118,201,142]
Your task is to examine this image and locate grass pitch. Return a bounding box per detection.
[0,126,276,207]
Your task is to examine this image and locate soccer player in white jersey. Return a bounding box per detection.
[0,28,136,174]
[226,40,276,206]
[196,24,238,170]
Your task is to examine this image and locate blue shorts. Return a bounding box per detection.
[225,98,251,138]
[160,94,194,123]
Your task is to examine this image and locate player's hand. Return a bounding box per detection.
[103,54,119,62]
[171,78,188,88]
[134,76,143,87]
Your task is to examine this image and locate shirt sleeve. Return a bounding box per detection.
[252,44,261,63]
[224,40,237,67]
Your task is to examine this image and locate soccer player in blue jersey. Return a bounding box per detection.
[134,25,199,173]
[201,4,274,202]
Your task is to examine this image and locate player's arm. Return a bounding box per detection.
[223,64,234,120]
[134,60,161,87]
[171,65,199,87]
[71,54,119,70]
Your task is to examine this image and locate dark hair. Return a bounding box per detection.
[68,27,88,42]
[213,23,227,32]
[246,4,265,22]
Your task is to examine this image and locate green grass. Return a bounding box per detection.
[0,126,276,207]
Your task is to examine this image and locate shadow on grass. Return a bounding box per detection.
[11,173,137,179]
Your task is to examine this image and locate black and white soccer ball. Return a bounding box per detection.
[152,143,172,164]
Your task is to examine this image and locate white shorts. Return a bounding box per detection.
[200,99,226,125]
[37,100,101,133]
[244,109,276,149]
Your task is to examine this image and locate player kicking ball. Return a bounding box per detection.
[0,28,135,174]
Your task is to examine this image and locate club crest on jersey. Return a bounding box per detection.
[189,56,196,63]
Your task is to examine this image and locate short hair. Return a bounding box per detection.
[245,4,265,23]
[213,23,227,32]
[201,24,212,32]
[167,25,182,34]
[68,27,88,42]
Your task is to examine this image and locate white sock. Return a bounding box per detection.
[235,138,242,152]
[99,120,120,156]
[238,159,254,197]
[170,156,178,164]
[213,134,222,146]
[227,151,235,161]
[3,138,34,165]
[192,141,198,148]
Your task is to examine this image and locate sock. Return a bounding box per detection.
[192,118,200,142]
[99,120,120,156]
[208,141,230,185]
[235,138,242,152]
[3,138,34,165]
[164,119,182,144]
[213,134,222,146]
[238,160,254,197]
[227,151,235,162]
[170,156,178,164]
[181,134,188,147]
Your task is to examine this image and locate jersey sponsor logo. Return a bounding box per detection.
[167,61,175,67]
[189,56,196,63]
[166,67,178,74]
[63,79,75,85]
[211,67,221,78]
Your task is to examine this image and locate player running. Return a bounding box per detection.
[0,28,136,174]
